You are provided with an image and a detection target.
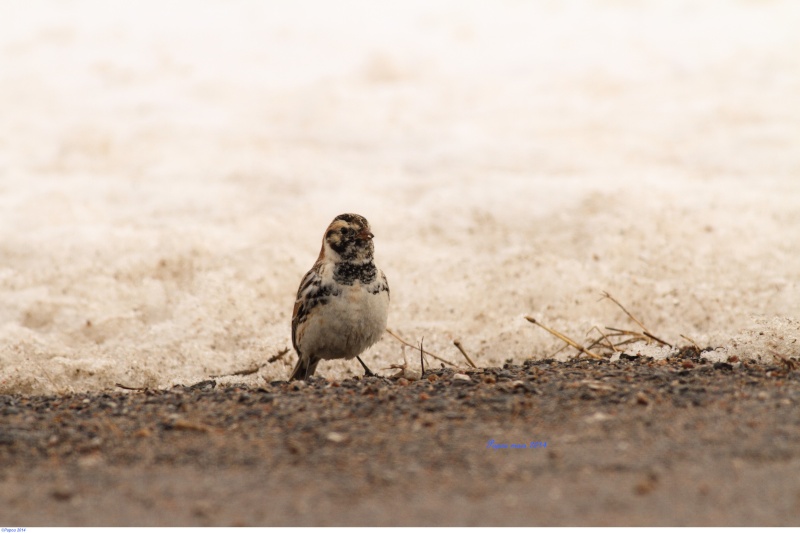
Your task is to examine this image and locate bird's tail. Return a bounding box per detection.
[289,355,319,381]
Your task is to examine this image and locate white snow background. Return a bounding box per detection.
[1,1,799,393]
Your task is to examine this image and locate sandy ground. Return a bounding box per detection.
[2,355,800,526]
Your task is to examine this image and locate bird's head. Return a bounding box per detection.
[320,213,375,263]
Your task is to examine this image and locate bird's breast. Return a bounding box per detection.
[297,278,389,361]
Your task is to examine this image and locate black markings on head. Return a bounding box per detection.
[328,233,350,257]
[324,214,373,261]
[333,213,367,226]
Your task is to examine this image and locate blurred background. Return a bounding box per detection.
[1,1,799,393]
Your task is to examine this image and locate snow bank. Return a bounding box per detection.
[1,1,798,393]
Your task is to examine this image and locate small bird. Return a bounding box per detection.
[290,213,390,380]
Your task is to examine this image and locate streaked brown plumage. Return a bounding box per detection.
[290,213,389,380]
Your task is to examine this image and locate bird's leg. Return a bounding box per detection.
[356,356,376,377]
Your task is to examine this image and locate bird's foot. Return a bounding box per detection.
[356,356,378,378]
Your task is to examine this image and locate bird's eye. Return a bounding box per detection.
[341,227,353,236]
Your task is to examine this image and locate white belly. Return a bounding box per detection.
[298,284,389,361]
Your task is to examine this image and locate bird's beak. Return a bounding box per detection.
[356,229,374,241]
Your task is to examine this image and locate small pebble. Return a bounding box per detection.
[51,487,74,501]
[326,432,347,443]
[585,412,612,423]
[403,369,422,381]
[453,373,471,382]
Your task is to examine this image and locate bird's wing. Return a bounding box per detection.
[291,262,324,354]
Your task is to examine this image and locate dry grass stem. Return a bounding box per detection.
[680,334,701,350]
[115,383,148,391]
[586,326,617,352]
[642,331,672,348]
[606,327,649,342]
[211,347,290,379]
[385,328,458,367]
[453,340,477,369]
[420,337,426,375]
[602,291,650,333]
[525,316,603,360]
[547,342,571,359]
[210,366,260,378]
[601,291,652,335]
[529,292,679,360]
[170,419,214,433]
[267,347,290,363]
[601,291,675,348]
[609,338,648,349]
[385,362,408,379]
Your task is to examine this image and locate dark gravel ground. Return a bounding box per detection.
[2,352,800,526]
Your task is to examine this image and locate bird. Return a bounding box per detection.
[289,213,390,380]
